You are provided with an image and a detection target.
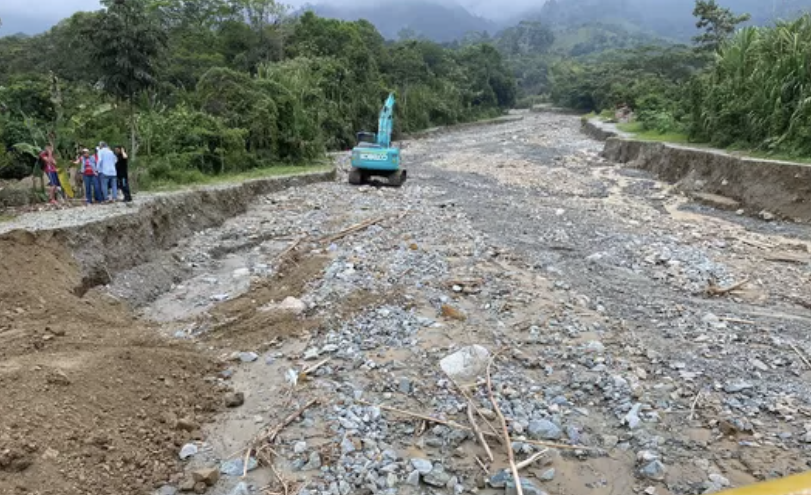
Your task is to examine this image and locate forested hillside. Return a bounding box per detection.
[0,0,515,186]
[300,0,497,42]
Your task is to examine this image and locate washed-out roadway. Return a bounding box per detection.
[26,111,811,495]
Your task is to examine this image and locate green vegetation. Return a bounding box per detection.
[0,0,515,191]
[141,164,333,192]
[617,122,691,144]
[540,0,811,161]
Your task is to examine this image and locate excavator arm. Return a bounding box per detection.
[376,93,395,148]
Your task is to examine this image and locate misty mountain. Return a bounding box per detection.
[299,0,498,42]
[514,0,811,41]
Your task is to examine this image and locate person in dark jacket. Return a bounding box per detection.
[114,146,132,202]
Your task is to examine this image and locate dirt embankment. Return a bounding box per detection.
[0,171,334,495]
[582,118,811,222]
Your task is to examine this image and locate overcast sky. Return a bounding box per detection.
[0,0,526,35]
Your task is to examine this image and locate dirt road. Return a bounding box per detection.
[4,111,811,495]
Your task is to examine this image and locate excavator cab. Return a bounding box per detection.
[356,132,377,146]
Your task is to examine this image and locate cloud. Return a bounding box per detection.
[1,0,101,17]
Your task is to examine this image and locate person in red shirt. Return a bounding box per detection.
[72,148,99,205]
[39,144,61,205]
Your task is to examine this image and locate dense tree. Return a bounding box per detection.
[0,3,515,186]
[692,0,751,51]
[496,22,555,57]
[91,0,167,158]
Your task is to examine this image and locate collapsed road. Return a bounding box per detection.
[3,111,811,495]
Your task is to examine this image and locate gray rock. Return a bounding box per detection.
[406,470,421,486]
[339,480,351,495]
[386,473,398,488]
[411,458,433,474]
[538,468,556,481]
[303,452,322,470]
[489,470,511,488]
[724,381,753,393]
[339,418,359,430]
[750,359,769,372]
[506,479,547,495]
[602,435,620,449]
[225,392,245,408]
[293,441,308,454]
[640,460,666,481]
[528,419,562,440]
[221,457,258,477]
[179,443,198,460]
[341,437,356,455]
[423,465,452,487]
[239,352,259,363]
[440,345,490,381]
[624,403,642,429]
[709,473,730,487]
[399,377,412,394]
[155,486,178,495]
[229,482,251,495]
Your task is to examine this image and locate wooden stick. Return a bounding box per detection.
[689,390,702,421]
[320,215,388,244]
[242,447,252,477]
[269,462,289,495]
[276,236,305,264]
[358,400,473,434]
[445,373,502,442]
[262,398,319,444]
[515,449,548,471]
[486,358,523,495]
[475,456,489,474]
[468,403,494,462]
[719,317,756,325]
[302,358,330,376]
[707,278,750,296]
[358,400,591,451]
[734,236,774,250]
[791,343,811,370]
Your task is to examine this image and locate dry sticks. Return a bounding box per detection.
[467,403,494,462]
[319,214,389,245]
[358,402,589,451]
[486,357,524,495]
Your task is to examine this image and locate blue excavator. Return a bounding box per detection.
[348,92,406,187]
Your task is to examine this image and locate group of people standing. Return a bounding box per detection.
[39,141,132,205]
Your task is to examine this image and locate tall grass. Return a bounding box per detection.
[690,14,811,156]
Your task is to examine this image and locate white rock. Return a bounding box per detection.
[179,443,198,460]
[279,296,306,315]
[709,474,730,487]
[750,359,769,372]
[440,345,491,381]
[624,403,643,429]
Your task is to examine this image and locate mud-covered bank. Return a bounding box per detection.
[0,170,335,299]
[582,118,811,222]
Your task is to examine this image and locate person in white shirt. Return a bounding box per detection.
[96,141,118,202]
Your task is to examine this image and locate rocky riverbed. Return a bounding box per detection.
[5,111,811,495]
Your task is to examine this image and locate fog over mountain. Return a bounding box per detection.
[2,0,810,40]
